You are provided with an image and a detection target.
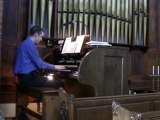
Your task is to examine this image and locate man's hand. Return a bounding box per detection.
[54,65,66,70]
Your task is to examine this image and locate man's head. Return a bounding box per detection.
[29,26,44,44]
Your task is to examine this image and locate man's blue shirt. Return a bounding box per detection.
[14,37,55,74]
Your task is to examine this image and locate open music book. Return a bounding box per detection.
[61,35,90,54]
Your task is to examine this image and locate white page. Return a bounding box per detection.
[75,35,85,53]
[61,37,72,54]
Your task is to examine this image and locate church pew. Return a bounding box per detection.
[16,87,64,120]
[112,101,160,120]
[17,87,160,120]
[57,92,160,120]
[141,110,160,120]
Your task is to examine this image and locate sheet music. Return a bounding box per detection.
[61,35,88,54]
[61,37,76,54]
[75,35,85,53]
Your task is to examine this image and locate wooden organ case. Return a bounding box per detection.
[79,46,129,96]
[44,44,129,97]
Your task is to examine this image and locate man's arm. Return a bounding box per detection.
[25,42,66,70]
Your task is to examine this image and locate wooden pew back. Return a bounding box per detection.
[58,92,160,120]
[112,101,160,120]
[142,110,160,120]
[18,88,160,120]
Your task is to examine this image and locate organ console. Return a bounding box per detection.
[54,35,90,71]
[44,35,95,97]
[43,35,129,98]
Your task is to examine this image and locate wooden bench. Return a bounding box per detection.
[55,92,160,120]
[16,87,70,120]
[16,88,160,120]
[112,101,160,120]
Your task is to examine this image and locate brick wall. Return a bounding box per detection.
[0,0,3,88]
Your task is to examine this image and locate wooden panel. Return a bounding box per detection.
[2,0,18,42]
[104,56,124,95]
[1,0,28,103]
[55,92,160,120]
[148,0,158,48]
[0,0,3,90]
[130,51,144,76]
[75,102,151,120]
[154,101,160,110]
[17,0,28,40]
[123,102,151,112]
[76,106,112,120]
[79,47,129,96]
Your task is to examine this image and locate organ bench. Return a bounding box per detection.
[16,87,71,120]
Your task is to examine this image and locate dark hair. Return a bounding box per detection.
[29,25,44,36]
